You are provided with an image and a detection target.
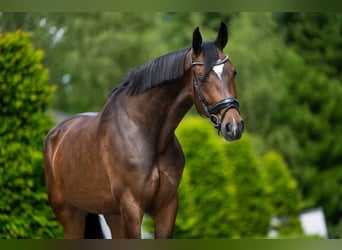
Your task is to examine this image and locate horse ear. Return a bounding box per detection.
[192,27,202,55]
[215,22,228,50]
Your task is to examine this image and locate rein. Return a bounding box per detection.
[189,54,240,132]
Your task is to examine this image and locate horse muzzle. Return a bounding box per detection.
[221,116,244,141]
[207,98,244,141]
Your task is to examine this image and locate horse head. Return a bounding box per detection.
[190,22,244,141]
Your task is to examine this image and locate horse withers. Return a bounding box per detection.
[44,22,244,239]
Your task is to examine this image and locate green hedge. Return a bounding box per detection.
[0,30,62,238]
[143,116,303,238]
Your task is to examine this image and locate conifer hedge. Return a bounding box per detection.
[0,30,62,238]
[172,116,303,238]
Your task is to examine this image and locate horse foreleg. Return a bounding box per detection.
[46,174,87,238]
[120,198,144,239]
[151,194,178,239]
[104,213,125,239]
[53,202,87,239]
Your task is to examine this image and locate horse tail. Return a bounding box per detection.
[84,213,105,239]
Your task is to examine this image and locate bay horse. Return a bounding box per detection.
[44,22,244,239]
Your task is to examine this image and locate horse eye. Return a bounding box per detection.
[196,73,207,83]
[233,70,237,78]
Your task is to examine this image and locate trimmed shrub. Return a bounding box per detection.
[0,30,62,238]
[261,151,303,237]
[154,116,303,238]
[262,151,303,216]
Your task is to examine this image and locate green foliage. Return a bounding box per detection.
[144,116,302,238]
[310,166,342,238]
[228,13,286,135]
[275,14,342,236]
[2,12,341,237]
[0,30,62,238]
[262,151,302,216]
[273,40,342,235]
[228,13,342,235]
[261,151,303,237]
[49,13,164,113]
[278,13,342,82]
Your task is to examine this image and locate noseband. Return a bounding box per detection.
[190,54,240,132]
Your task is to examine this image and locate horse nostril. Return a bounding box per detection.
[225,122,232,133]
[240,120,244,131]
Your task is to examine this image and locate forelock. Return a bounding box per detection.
[202,42,219,76]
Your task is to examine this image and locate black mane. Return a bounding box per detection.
[110,42,220,97]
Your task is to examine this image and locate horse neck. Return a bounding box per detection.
[101,77,193,151]
[154,78,193,147]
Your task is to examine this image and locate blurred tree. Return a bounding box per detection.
[275,13,342,237]
[279,49,342,237]
[1,13,164,112]
[277,12,342,82]
[227,12,342,237]
[227,13,287,137]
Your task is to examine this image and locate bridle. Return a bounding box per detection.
[189,53,240,132]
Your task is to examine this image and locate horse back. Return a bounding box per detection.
[44,113,100,184]
[44,112,98,160]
